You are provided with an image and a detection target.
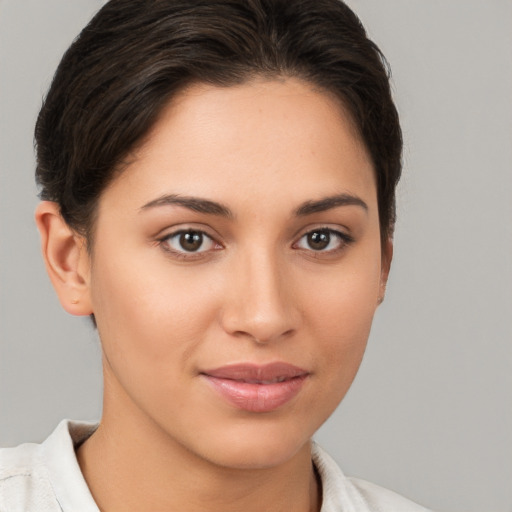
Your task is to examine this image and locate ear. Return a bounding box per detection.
[35,201,93,316]
[378,237,393,305]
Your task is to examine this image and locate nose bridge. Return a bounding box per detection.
[222,244,297,343]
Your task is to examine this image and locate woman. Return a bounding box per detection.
[1,0,431,510]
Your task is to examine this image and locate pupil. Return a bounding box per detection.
[308,230,330,250]
[180,231,203,251]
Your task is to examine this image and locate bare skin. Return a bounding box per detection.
[36,78,391,511]
[76,416,320,512]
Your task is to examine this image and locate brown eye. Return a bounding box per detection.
[294,228,353,253]
[307,230,331,250]
[179,231,204,252]
[162,229,216,254]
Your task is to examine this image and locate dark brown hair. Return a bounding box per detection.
[35,0,402,245]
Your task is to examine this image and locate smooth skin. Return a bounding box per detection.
[36,78,392,512]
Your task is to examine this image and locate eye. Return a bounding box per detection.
[161,229,218,254]
[294,228,353,252]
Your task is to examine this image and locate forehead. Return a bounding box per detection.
[102,78,376,214]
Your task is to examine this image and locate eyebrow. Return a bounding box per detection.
[140,192,367,218]
[140,194,233,217]
[295,193,368,216]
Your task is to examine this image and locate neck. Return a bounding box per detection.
[77,375,321,512]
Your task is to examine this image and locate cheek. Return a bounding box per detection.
[89,243,220,376]
[302,254,381,387]
[89,255,220,420]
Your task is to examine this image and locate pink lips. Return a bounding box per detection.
[201,362,309,413]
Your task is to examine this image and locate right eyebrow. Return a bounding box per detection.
[139,194,234,218]
[294,193,368,216]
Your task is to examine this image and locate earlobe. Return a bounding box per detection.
[35,201,93,316]
[378,238,393,305]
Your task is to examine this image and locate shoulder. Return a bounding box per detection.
[312,442,433,512]
[347,477,432,512]
[0,439,59,512]
[0,420,98,512]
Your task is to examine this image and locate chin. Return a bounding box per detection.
[187,418,315,470]
[208,442,311,471]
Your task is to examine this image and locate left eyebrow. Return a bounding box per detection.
[295,193,368,216]
[139,194,233,218]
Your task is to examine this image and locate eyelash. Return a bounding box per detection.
[293,228,354,255]
[157,227,354,260]
[158,229,222,259]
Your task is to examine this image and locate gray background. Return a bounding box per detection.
[1,1,511,511]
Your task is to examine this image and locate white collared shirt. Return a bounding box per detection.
[0,420,432,511]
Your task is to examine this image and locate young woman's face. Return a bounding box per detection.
[86,78,389,468]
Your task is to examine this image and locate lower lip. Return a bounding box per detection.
[202,374,308,413]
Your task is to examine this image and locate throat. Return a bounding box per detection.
[76,424,321,512]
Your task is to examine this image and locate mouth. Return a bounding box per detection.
[200,362,309,413]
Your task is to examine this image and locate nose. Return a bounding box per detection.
[220,250,299,344]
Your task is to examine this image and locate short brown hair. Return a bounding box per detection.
[35,0,402,245]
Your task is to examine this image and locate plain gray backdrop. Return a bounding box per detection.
[1,1,511,511]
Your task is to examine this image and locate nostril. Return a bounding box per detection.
[242,328,295,345]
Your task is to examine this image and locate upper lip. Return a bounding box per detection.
[201,362,309,384]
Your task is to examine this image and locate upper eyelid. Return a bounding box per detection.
[293,224,352,241]
[156,224,220,242]
[162,228,213,238]
[293,227,354,250]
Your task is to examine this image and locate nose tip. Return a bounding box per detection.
[220,257,298,345]
[230,310,296,345]
[221,292,297,344]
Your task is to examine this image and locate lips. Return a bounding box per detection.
[201,362,309,413]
